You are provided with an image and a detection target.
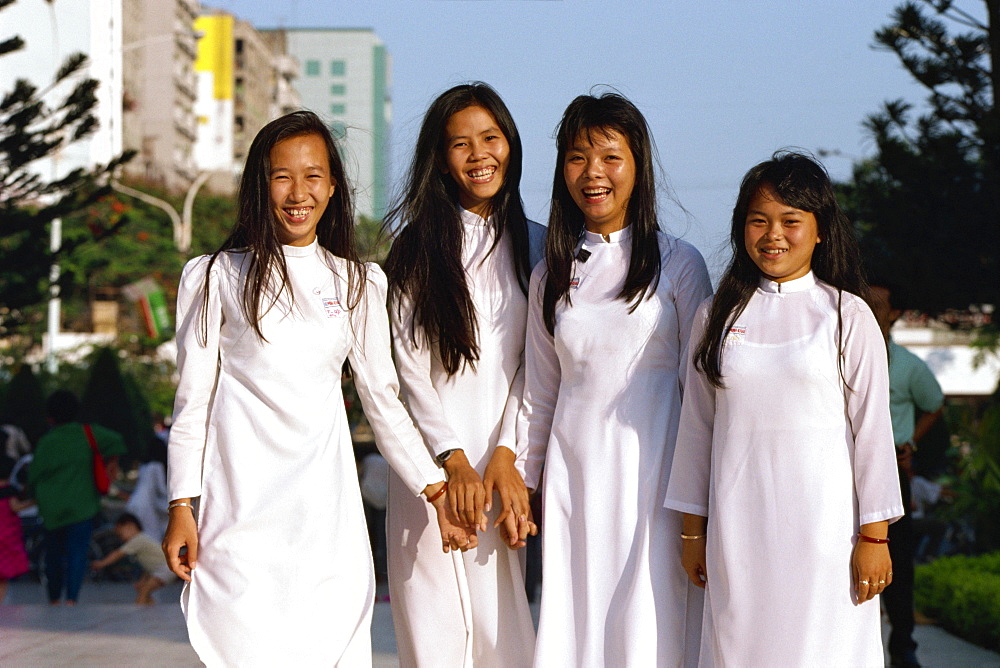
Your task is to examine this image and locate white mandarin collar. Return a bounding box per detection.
[282,238,319,258]
[460,207,490,227]
[583,225,632,244]
[758,271,817,294]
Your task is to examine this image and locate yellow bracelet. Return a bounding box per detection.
[680,533,706,540]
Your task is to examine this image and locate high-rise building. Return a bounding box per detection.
[121,0,200,193]
[193,12,301,192]
[0,0,124,181]
[269,28,391,220]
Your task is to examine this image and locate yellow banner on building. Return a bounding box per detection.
[195,15,233,100]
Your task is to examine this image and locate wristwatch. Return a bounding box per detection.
[435,448,461,467]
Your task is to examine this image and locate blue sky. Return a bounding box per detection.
[207,0,933,276]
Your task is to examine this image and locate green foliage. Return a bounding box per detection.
[49,181,236,339]
[947,401,1000,550]
[0,364,47,444]
[915,552,1000,650]
[79,347,154,463]
[113,336,178,420]
[0,0,133,336]
[356,215,391,263]
[839,0,998,314]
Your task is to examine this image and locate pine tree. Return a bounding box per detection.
[0,0,133,337]
[841,0,998,315]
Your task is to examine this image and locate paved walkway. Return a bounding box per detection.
[1,580,997,666]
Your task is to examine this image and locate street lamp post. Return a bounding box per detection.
[112,173,208,254]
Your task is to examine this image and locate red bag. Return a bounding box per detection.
[83,424,110,495]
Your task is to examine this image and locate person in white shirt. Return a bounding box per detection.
[522,92,712,667]
[161,110,473,666]
[383,82,543,667]
[666,151,904,666]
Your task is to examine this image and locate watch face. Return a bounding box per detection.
[436,449,457,465]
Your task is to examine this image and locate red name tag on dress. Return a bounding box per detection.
[321,297,344,318]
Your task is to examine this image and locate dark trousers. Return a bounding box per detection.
[884,469,916,660]
[43,517,93,603]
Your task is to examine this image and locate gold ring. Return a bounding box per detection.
[861,579,869,585]
[879,580,885,584]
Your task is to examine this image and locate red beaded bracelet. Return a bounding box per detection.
[857,533,890,544]
[426,482,448,504]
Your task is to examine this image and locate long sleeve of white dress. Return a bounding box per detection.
[662,301,713,516]
[520,264,559,492]
[168,256,222,500]
[841,294,906,525]
[390,292,465,459]
[351,265,445,495]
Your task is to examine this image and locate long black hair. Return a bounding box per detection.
[383,82,530,375]
[695,151,870,388]
[541,93,662,335]
[201,110,362,341]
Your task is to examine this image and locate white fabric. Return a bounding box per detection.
[124,460,168,541]
[522,228,712,667]
[911,475,942,519]
[665,271,904,667]
[359,453,389,511]
[387,210,543,667]
[168,241,442,667]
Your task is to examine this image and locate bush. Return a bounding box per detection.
[915,552,1000,651]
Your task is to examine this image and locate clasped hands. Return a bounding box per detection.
[433,446,537,554]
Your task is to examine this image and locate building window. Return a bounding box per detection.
[306,60,320,76]
[330,60,346,76]
[328,121,347,139]
[330,84,346,96]
[330,103,346,116]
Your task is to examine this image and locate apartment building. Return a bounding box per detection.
[121,0,201,192]
[272,28,391,220]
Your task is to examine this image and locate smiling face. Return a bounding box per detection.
[743,185,821,283]
[268,133,336,247]
[563,128,636,235]
[442,105,510,217]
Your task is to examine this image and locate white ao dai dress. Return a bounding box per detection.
[522,227,712,667]
[386,209,545,667]
[168,241,442,667]
[665,272,904,667]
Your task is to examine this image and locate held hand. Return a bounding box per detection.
[428,486,479,553]
[442,450,487,530]
[483,447,536,549]
[681,537,708,589]
[852,541,892,603]
[162,506,199,582]
[497,505,538,550]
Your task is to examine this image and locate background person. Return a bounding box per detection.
[91,512,173,605]
[28,390,126,605]
[123,432,169,541]
[870,279,945,668]
[0,453,30,603]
